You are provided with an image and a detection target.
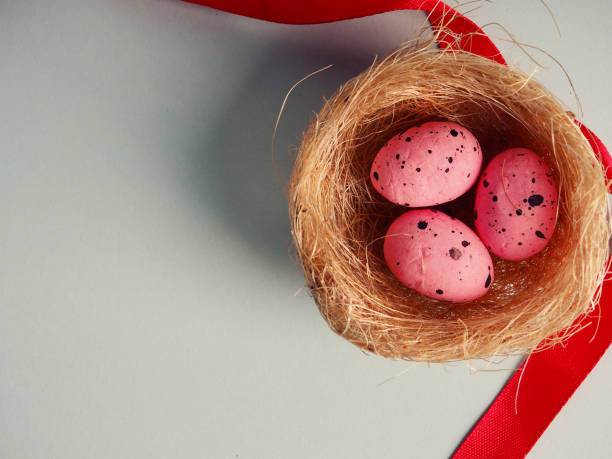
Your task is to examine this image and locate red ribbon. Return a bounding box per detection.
[185,1,612,456]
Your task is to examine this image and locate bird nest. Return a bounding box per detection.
[289,43,610,362]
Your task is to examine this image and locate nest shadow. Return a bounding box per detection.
[194,40,416,271]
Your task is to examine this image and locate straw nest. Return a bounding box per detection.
[289,42,611,362]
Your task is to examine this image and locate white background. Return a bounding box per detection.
[0,1,610,458]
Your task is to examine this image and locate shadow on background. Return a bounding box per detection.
[188,35,407,272]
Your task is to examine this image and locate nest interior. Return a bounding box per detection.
[289,44,611,362]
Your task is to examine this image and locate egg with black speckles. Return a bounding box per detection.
[384,209,494,302]
[370,121,482,207]
[474,148,558,261]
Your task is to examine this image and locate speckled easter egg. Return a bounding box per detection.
[384,209,494,302]
[370,121,482,207]
[474,148,558,261]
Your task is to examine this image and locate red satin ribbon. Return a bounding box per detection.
[185,1,612,456]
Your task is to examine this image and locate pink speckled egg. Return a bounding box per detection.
[370,121,482,207]
[384,209,494,302]
[474,148,558,261]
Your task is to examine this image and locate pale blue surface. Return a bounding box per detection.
[0,1,610,458]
